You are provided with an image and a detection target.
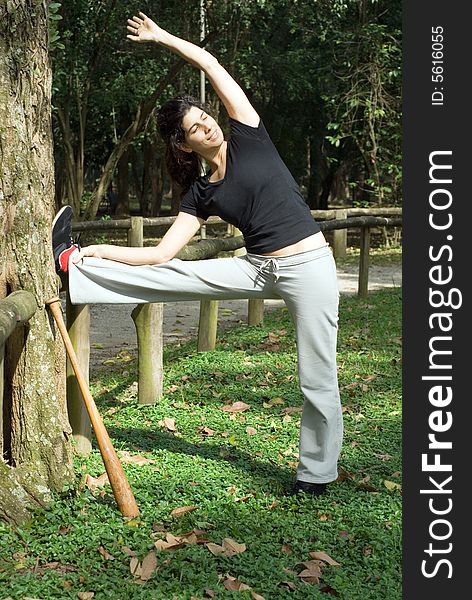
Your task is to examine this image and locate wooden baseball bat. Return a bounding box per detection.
[46,297,139,518]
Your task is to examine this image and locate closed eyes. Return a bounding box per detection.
[190,112,208,134]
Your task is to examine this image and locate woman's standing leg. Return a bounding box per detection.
[270,248,343,484]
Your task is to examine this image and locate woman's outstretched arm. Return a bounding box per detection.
[127,12,259,127]
[72,212,203,266]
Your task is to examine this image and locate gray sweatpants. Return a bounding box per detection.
[69,245,342,484]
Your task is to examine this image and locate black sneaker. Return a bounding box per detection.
[52,205,79,273]
[289,480,327,497]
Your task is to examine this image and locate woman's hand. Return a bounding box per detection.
[72,244,109,264]
[126,12,163,44]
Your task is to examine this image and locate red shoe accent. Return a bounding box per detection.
[58,244,78,272]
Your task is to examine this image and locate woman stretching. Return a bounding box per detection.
[52,12,342,496]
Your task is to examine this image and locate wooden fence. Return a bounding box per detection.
[65,208,401,453]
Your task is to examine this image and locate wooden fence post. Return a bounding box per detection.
[128,216,163,404]
[66,297,92,455]
[232,226,264,326]
[128,216,144,247]
[197,299,218,351]
[248,300,264,326]
[358,226,371,299]
[197,220,219,351]
[131,303,163,404]
[332,209,348,259]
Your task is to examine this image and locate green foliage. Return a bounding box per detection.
[47,2,64,51]
[0,288,402,599]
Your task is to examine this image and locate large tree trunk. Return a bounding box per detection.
[0,0,74,524]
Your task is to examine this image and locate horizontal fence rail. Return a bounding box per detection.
[71,207,403,232]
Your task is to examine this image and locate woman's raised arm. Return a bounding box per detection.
[127,12,259,127]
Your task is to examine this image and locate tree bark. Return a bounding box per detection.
[0,1,74,523]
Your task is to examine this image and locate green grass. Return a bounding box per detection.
[335,246,402,268]
[0,289,402,600]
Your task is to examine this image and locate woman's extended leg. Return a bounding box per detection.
[68,253,279,304]
[266,247,343,484]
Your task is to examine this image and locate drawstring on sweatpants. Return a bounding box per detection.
[258,257,280,282]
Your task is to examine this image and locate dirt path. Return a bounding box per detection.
[63,263,401,373]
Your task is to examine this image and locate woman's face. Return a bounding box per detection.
[180,106,224,154]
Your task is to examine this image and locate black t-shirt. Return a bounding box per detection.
[180,118,320,254]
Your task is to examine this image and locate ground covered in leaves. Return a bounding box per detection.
[0,288,402,600]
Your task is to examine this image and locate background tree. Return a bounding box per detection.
[0,0,73,524]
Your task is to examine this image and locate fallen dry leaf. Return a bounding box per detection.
[222,401,250,413]
[263,397,285,408]
[159,417,176,431]
[246,426,257,436]
[77,593,95,600]
[279,581,297,590]
[223,576,250,591]
[84,473,109,492]
[121,546,136,557]
[58,526,71,535]
[211,371,225,378]
[251,592,266,600]
[384,480,402,491]
[204,590,217,598]
[281,406,303,415]
[320,584,340,595]
[170,505,198,518]
[298,559,324,585]
[139,551,158,581]
[206,542,226,556]
[222,538,246,556]
[336,467,355,482]
[98,546,115,561]
[118,451,156,466]
[298,571,320,584]
[130,556,141,578]
[154,532,197,551]
[206,538,246,557]
[198,426,215,437]
[309,551,340,566]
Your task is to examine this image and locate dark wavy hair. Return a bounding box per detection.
[156,95,212,192]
